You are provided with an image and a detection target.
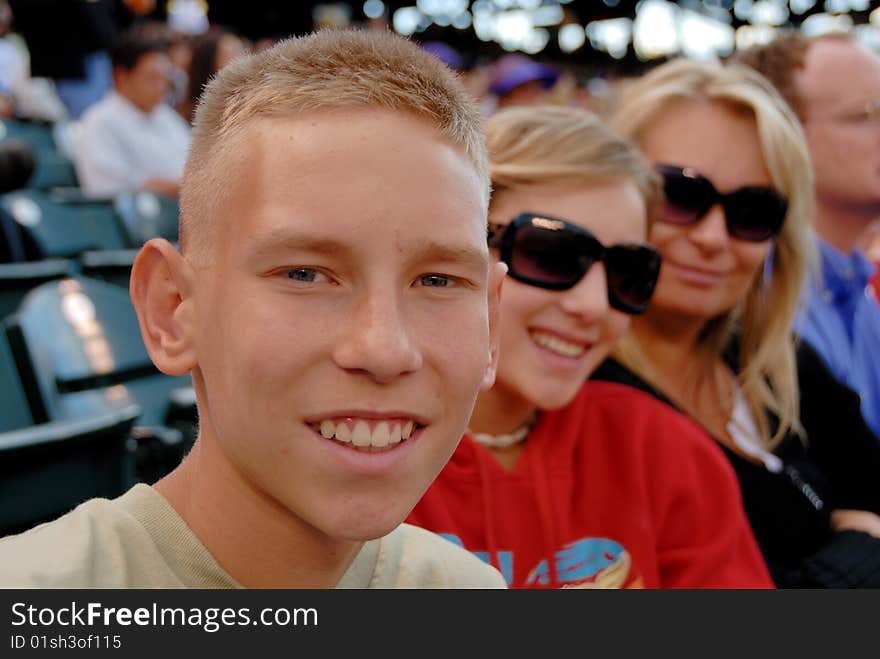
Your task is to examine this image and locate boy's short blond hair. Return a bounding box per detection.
[180,29,489,259]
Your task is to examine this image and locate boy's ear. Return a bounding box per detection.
[129,238,198,376]
[481,261,507,391]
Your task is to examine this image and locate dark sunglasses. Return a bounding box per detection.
[656,164,788,242]
[487,212,662,315]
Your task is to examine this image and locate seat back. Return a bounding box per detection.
[0,324,137,535]
[0,258,76,320]
[0,118,55,152]
[0,119,78,191]
[28,150,79,190]
[0,406,139,535]
[0,189,131,260]
[79,249,138,290]
[0,327,35,432]
[5,276,194,430]
[114,191,179,245]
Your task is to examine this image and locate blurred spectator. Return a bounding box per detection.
[179,26,247,123]
[0,1,20,118]
[166,31,193,111]
[737,34,880,437]
[166,0,208,36]
[421,41,464,71]
[0,0,67,122]
[858,219,880,298]
[489,54,559,110]
[600,58,880,588]
[252,36,280,54]
[8,0,151,119]
[71,28,190,198]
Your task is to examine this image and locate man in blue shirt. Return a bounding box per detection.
[737,34,880,437]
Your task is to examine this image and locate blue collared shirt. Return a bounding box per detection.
[794,239,880,436]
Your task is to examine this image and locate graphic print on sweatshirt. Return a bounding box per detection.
[442,533,645,589]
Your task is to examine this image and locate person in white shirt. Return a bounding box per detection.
[72,29,190,198]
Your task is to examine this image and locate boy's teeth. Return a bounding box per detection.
[372,422,390,448]
[315,419,415,447]
[335,422,352,442]
[352,421,371,446]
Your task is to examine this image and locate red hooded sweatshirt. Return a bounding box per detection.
[408,381,773,589]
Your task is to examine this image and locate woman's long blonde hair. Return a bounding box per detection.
[607,58,817,448]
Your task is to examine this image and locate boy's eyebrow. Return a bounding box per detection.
[247,231,489,270]
[246,232,355,259]
[406,239,490,271]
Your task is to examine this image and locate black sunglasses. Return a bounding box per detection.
[656,164,788,243]
[487,212,662,315]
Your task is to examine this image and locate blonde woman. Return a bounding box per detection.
[594,58,880,587]
[408,105,773,589]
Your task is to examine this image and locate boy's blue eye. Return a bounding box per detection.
[420,274,451,288]
[288,268,320,282]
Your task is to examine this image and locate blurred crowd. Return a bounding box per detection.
[1,0,880,589]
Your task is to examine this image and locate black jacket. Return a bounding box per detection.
[592,341,880,588]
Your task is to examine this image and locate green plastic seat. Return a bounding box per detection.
[0,189,131,259]
[0,328,138,536]
[0,258,76,320]
[0,119,79,191]
[114,191,179,245]
[5,276,198,484]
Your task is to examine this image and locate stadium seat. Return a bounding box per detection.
[0,188,131,259]
[0,118,55,152]
[114,191,179,245]
[4,276,198,484]
[28,150,79,190]
[79,249,138,289]
[0,258,76,320]
[0,118,79,191]
[0,328,139,536]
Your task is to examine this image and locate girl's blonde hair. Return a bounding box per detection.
[485,105,661,223]
[607,58,817,448]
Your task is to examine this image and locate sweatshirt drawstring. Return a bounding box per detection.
[529,447,561,588]
[472,425,561,588]
[474,444,503,576]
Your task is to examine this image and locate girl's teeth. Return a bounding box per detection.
[531,331,585,358]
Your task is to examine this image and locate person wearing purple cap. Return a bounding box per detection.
[491,53,559,109]
[420,41,464,71]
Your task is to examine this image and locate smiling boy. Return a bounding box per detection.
[0,30,507,588]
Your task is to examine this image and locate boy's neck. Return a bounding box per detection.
[154,437,362,589]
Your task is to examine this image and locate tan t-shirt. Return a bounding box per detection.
[0,484,506,589]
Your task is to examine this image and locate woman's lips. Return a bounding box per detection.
[667,261,727,287]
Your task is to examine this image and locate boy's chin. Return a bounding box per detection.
[321,505,414,543]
